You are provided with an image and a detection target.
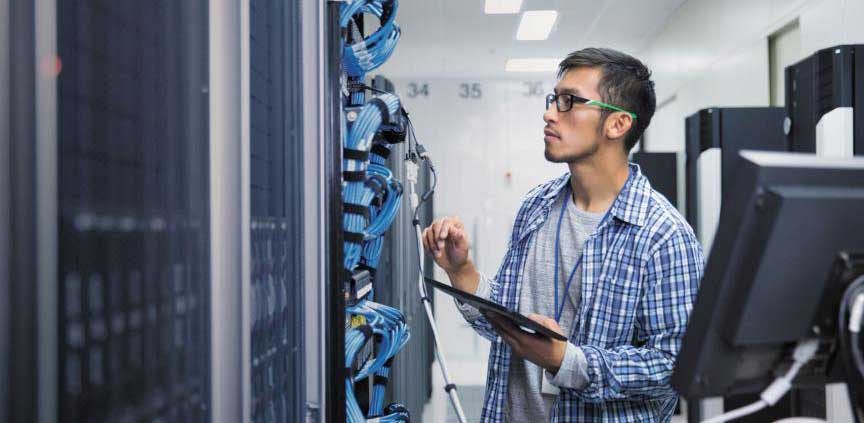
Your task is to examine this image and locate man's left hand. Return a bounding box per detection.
[484,311,567,373]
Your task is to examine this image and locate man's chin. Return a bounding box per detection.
[544,148,574,163]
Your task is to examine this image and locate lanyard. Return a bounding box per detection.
[552,186,612,322]
[553,170,627,321]
[553,186,583,322]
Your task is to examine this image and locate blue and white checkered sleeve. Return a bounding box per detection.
[571,228,704,402]
[458,263,508,342]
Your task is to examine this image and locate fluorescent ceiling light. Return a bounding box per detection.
[485,0,522,14]
[505,58,561,72]
[516,10,558,40]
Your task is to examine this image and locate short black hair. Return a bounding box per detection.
[557,48,656,152]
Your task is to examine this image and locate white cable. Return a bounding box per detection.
[406,160,468,423]
[849,293,864,333]
[701,339,820,423]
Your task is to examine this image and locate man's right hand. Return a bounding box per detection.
[422,216,470,271]
[422,216,479,293]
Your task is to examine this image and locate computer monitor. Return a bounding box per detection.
[672,150,864,405]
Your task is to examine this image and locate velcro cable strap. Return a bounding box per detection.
[343,170,366,182]
[343,203,370,221]
[373,374,389,386]
[369,97,390,125]
[344,231,365,244]
[371,144,391,159]
[343,148,370,161]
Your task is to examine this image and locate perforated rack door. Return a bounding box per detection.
[249,0,306,421]
[56,1,210,421]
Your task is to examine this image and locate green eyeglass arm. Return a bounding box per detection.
[586,100,637,120]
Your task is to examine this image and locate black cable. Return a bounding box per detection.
[838,275,864,379]
[349,82,391,96]
[404,114,437,227]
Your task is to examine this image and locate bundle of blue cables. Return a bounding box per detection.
[345,300,411,422]
[340,0,401,79]
[342,93,401,271]
[361,163,403,270]
[341,1,412,420]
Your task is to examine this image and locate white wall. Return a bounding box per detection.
[386,77,565,383]
[642,0,864,154]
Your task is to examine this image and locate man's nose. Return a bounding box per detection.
[543,105,558,124]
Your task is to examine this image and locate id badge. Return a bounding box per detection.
[541,371,561,396]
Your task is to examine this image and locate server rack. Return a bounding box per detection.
[631,152,678,209]
[55,2,211,421]
[785,44,864,156]
[374,141,436,418]
[0,0,10,416]
[684,107,786,242]
[325,2,347,421]
[248,0,306,421]
[6,0,40,421]
[6,1,215,421]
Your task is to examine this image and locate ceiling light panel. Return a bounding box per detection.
[516,10,558,40]
[485,0,522,14]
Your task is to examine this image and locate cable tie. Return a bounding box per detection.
[371,143,392,159]
[343,203,371,221]
[343,170,366,182]
[343,148,370,162]
[344,231,365,244]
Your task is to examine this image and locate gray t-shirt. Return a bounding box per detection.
[459,189,603,421]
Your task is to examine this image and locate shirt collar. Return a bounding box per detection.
[541,163,650,227]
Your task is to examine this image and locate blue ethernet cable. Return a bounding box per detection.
[342,94,401,271]
[360,164,403,269]
[345,301,411,422]
[340,0,401,78]
[365,164,402,237]
[368,364,390,416]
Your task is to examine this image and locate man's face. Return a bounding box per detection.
[542,67,606,163]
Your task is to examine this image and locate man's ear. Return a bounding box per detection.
[605,112,633,141]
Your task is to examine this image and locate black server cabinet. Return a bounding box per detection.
[785,44,864,155]
[325,2,347,421]
[684,107,786,236]
[373,143,436,418]
[56,2,210,421]
[249,0,306,421]
[6,0,39,421]
[631,152,678,209]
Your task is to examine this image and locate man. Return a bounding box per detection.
[422,48,704,422]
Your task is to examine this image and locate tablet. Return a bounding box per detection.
[424,277,568,341]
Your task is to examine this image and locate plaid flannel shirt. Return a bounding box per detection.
[470,164,704,422]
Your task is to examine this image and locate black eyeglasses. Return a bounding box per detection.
[545,93,637,120]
